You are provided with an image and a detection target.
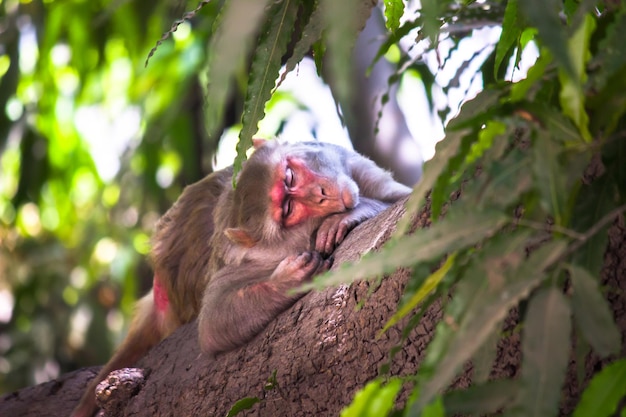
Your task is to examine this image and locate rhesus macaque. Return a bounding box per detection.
[71,140,412,417]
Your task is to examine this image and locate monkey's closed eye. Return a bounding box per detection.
[282,198,293,220]
[285,167,295,188]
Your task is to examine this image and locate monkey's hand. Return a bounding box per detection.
[270,251,332,293]
[316,197,389,255]
[315,213,360,255]
[198,252,331,356]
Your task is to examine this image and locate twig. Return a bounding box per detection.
[516,219,585,240]
[560,202,626,262]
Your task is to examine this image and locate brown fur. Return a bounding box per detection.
[151,168,232,323]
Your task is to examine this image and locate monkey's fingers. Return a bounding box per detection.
[274,251,325,285]
[332,221,352,248]
[300,250,324,270]
[317,215,357,255]
[315,256,334,276]
[315,225,330,255]
[316,215,342,255]
[274,252,311,277]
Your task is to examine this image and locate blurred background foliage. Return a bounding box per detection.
[0,0,223,392]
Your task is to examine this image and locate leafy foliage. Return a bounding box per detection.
[2,1,625,416]
[235,0,299,174]
[340,378,403,417]
[306,1,625,416]
[572,358,626,417]
[0,0,220,392]
[204,0,271,157]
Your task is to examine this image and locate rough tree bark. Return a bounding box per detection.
[1,196,625,416]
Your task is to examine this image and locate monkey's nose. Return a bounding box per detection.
[341,189,356,209]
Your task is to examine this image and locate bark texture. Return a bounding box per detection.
[1,199,625,417]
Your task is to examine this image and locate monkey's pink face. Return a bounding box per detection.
[270,157,358,228]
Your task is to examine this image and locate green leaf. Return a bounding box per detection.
[145,0,217,67]
[494,0,523,77]
[431,120,511,217]
[235,0,300,176]
[394,128,468,237]
[509,46,551,102]
[518,0,575,78]
[567,264,620,358]
[422,396,445,417]
[573,359,626,417]
[341,378,403,417]
[302,209,508,291]
[311,38,326,76]
[515,287,572,417]
[443,379,519,415]
[588,65,626,137]
[277,1,324,89]
[342,381,380,417]
[370,18,421,71]
[264,369,278,390]
[594,7,626,90]
[205,0,271,139]
[446,88,502,131]
[524,101,585,146]
[557,14,595,142]
[603,134,626,201]
[565,0,608,38]
[565,12,595,82]
[365,379,403,417]
[383,0,404,32]
[472,324,501,384]
[575,333,591,392]
[321,0,377,116]
[430,132,476,220]
[467,120,508,166]
[226,396,261,417]
[532,130,568,225]
[476,148,533,210]
[570,176,616,277]
[380,253,457,335]
[420,0,442,45]
[412,239,567,413]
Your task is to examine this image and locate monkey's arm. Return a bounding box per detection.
[198,252,330,356]
[315,197,389,255]
[348,153,413,202]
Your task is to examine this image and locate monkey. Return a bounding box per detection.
[71,139,412,417]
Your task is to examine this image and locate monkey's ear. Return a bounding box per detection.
[252,138,268,149]
[224,228,257,248]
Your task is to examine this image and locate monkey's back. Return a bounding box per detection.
[151,167,234,323]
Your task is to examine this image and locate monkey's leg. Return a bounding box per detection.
[198,252,331,356]
[71,280,176,417]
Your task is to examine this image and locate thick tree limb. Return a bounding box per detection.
[1,199,625,416]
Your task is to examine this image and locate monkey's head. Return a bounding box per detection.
[225,140,360,247]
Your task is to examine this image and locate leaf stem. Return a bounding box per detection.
[516,219,584,240]
[559,202,626,264]
[570,203,626,250]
